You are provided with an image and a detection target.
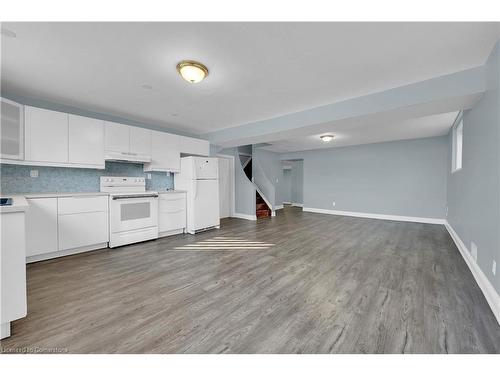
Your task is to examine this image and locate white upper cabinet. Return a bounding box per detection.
[144,130,180,172]
[129,126,151,157]
[179,135,210,156]
[0,98,24,160]
[25,106,68,163]
[68,114,104,167]
[104,121,129,153]
[104,121,151,161]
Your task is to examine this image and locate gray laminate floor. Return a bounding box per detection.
[1,206,499,353]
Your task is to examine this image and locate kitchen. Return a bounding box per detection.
[0,98,221,339]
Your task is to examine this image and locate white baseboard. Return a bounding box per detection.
[303,207,446,225]
[445,222,500,325]
[27,243,108,263]
[292,203,304,207]
[282,202,291,205]
[274,205,284,210]
[232,212,257,221]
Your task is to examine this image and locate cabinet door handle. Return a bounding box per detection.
[163,209,184,214]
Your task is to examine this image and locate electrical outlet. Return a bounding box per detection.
[146,173,152,180]
[332,201,336,207]
[30,170,38,178]
[166,172,170,177]
[471,242,478,263]
[493,260,496,276]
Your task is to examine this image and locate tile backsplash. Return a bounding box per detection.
[0,161,174,194]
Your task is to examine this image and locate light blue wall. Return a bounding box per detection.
[446,41,500,293]
[290,160,303,204]
[280,136,448,219]
[282,169,292,203]
[0,162,173,194]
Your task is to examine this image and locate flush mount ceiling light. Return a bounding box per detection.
[176,60,209,83]
[320,135,335,142]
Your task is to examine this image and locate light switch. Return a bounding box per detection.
[30,170,38,178]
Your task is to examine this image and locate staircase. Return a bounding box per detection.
[256,191,271,218]
[238,147,273,219]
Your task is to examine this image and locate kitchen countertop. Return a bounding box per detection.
[16,190,186,199]
[0,195,30,213]
[23,191,110,199]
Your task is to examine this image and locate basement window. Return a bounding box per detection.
[452,115,463,172]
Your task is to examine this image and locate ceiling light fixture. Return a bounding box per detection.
[176,60,209,83]
[320,135,335,142]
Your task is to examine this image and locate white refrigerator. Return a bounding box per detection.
[175,156,220,234]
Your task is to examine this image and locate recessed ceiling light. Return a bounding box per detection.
[320,135,335,142]
[141,84,153,90]
[1,28,17,38]
[176,60,209,83]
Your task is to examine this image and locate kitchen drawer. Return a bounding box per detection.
[58,211,109,250]
[159,193,186,233]
[159,193,186,211]
[58,196,108,215]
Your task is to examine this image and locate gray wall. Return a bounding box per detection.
[282,169,292,203]
[446,41,500,293]
[253,147,284,207]
[281,136,448,219]
[290,160,303,204]
[220,147,256,217]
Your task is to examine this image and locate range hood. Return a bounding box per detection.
[104,150,151,163]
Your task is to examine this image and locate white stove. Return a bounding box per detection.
[100,177,159,248]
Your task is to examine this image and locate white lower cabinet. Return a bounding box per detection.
[159,192,186,236]
[26,195,109,262]
[57,196,109,252]
[26,198,58,257]
[58,211,108,250]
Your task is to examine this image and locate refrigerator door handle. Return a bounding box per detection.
[193,178,198,200]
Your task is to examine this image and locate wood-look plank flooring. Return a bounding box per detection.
[1,206,499,353]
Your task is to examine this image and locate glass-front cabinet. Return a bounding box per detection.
[0,97,24,160]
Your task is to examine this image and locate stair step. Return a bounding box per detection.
[256,210,271,218]
[256,203,268,210]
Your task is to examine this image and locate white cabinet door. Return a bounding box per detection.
[104,121,129,153]
[159,193,186,233]
[69,114,104,166]
[25,106,68,163]
[130,127,151,157]
[145,131,180,172]
[58,211,109,251]
[0,97,24,160]
[179,136,210,156]
[26,198,58,257]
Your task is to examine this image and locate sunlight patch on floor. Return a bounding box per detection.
[172,236,275,251]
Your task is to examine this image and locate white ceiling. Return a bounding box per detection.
[1,22,498,137]
[259,111,459,153]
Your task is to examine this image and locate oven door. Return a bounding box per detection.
[110,194,158,233]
